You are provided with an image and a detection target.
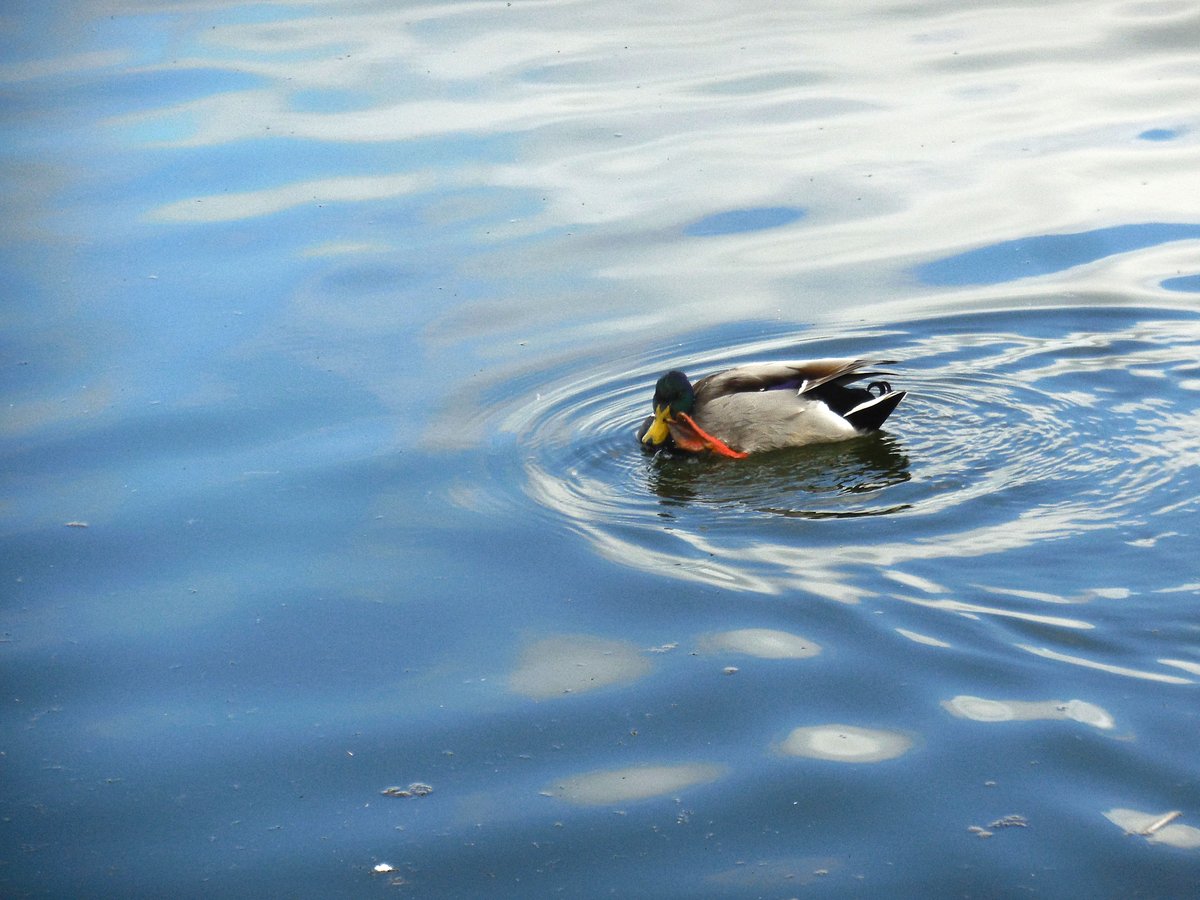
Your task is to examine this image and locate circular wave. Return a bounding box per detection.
[480,306,1200,600]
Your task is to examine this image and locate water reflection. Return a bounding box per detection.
[1162,273,1200,292]
[508,634,653,699]
[509,308,1200,640]
[700,628,821,659]
[894,628,950,648]
[646,434,911,518]
[1016,644,1194,685]
[1159,658,1200,676]
[705,857,842,890]
[942,695,1115,729]
[546,763,725,806]
[149,172,432,223]
[1137,128,1182,141]
[683,206,806,237]
[778,725,913,763]
[1103,809,1200,850]
[895,594,1094,630]
[915,222,1200,286]
[8,1,1200,896]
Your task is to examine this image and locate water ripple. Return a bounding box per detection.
[472,306,1200,624]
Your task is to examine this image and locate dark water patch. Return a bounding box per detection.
[1138,127,1182,141]
[1162,272,1200,293]
[916,222,1200,286]
[684,206,805,237]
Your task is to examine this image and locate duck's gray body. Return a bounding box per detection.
[639,358,906,456]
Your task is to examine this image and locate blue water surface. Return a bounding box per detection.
[3,2,1200,898]
[684,206,806,237]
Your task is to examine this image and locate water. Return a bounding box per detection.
[3,1,1200,896]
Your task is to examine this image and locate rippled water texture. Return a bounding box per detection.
[3,1,1200,897]
[509,308,1200,614]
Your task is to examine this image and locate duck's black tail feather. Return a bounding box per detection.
[844,390,906,432]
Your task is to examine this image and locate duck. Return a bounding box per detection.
[636,358,906,457]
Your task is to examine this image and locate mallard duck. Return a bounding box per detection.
[637,358,905,457]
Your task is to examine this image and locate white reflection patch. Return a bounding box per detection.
[508,634,652,699]
[942,695,1114,729]
[895,628,950,648]
[899,595,1093,629]
[1158,658,1200,676]
[701,628,821,659]
[883,570,947,594]
[779,724,912,763]
[1103,808,1200,849]
[546,763,724,806]
[1016,644,1194,684]
[148,173,430,223]
[303,241,391,257]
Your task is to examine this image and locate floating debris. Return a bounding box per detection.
[373,863,395,873]
[64,521,89,528]
[1104,808,1200,849]
[1143,810,1182,835]
[779,724,912,763]
[704,855,841,889]
[381,782,433,798]
[722,666,739,675]
[988,814,1028,830]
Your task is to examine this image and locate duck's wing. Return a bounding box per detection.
[842,388,906,432]
[693,358,894,402]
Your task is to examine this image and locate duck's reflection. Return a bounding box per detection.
[644,433,911,519]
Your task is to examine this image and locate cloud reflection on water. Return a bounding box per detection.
[942,695,1115,729]
[95,0,1200,345]
[545,762,725,806]
[699,628,821,659]
[7,2,1200,895]
[149,173,432,223]
[1103,809,1200,850]
[508,634,653,699]
[778,724,913,763]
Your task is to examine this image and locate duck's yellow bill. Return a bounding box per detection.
[641,405,671,444]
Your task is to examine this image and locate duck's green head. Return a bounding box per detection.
[641,370,695,446]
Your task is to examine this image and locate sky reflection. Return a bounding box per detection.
[1103,809,1200,850]
[779,725,913,763]
[6,2,1200,895]
[1017,644,1194,684]
[915,223,1200,286]
[683,206,805,237]
[942,695,1114,729]
[509,634,653,699]
[700,628,821,659]
[546,763,725,806]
